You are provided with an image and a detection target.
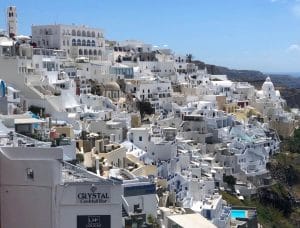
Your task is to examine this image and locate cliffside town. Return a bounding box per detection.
[0,6,300,228]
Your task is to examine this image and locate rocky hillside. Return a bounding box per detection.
[192,60,300,108]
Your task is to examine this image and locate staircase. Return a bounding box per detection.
[122,204,129,217]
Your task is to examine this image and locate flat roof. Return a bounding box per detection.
[14,118,45,125]
[168,213,216,228]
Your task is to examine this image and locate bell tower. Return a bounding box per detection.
[7,6,17,38]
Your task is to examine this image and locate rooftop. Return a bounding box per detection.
[62,161,119,184]
[167,213,216,228]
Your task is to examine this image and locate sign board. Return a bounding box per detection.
[77,215,111,228]
[76,185,111,204]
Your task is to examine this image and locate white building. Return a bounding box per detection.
[0,134,122,228]
[0,79,21,115]
[126,77,173,113]
[128,125,177,163]
[109,168,157,227]
[31,24,105,60]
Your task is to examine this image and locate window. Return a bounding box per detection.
[72,29,76,36]
[26,168,34,180]
[89,49,92,55]
[91,40,95,47]
[77,30,81,36]
[77,39,81,46]
[79,49,83,55]
[87,40,91,46]
[139,136,142,141]
[91,31,95,37]
[93,50,97,55]
[82,30,86,37]
[87,31,91,37]
[72,39,76,46]
[82,40,86,46]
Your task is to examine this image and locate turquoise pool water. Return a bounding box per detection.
[231,210,247,219]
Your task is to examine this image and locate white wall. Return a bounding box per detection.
[125,194,157,217]
[57,183,122,228]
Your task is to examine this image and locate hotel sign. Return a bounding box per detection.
[77,215,111,228]
[76,185,110,204]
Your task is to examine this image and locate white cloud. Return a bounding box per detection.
[287,44,300,52]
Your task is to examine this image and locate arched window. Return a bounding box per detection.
[77,30,81,36]
[98,50,102,56]
[93,50,97,55]
[91,40,95,47]
[63,40,65,46]
[97,32,100,38]
[91,31,95,37]
[89,50,92,55]
[77,39,81,46]
[72,30,76,36]
[87,40,91,46]
[84,49,88,55]
[72,39,76,46]
[82,31,86,37]
[79,49,83,55]
[87,31,91,37]
[67,40,69,46]
[82,40,86,46]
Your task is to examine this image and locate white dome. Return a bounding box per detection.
[262,76,274,90]
[262,76,276,99]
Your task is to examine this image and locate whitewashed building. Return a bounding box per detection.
[0,133,122,228]
[31,24,105,60]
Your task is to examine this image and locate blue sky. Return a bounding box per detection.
[1,0,300,72]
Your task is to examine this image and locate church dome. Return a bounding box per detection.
[104,82,120,91]
[262,76,276,99]
[262,76,274,91]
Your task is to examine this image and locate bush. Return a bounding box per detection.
[223,174,236,189]
[76,153,84,163]
[137,101,155,118]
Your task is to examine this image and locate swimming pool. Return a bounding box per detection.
[231,209,247,219]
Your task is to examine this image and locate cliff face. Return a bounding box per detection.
[192,60,300,108]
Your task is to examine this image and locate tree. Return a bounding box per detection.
[137,101,155,119]
[76,153,84,163]
[223,174,236,190]
[116,55,122,63]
